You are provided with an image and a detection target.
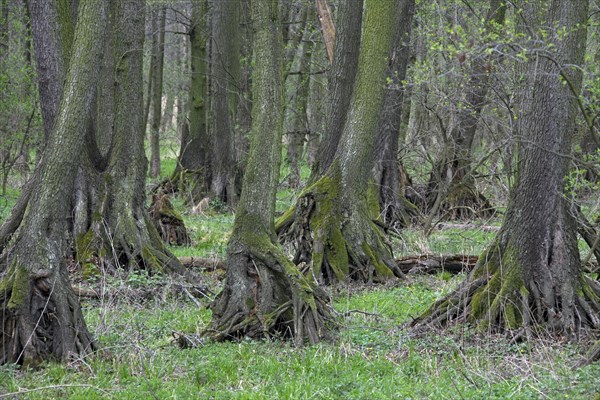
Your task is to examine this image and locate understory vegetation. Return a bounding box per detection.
[0,156,598,399]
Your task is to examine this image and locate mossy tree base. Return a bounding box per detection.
[277,172,404,284]
[148,191,191,246]
[75,183,201,288]
[428,180,495,221]
[208,235,331,345]
[0,257,95,367]
[413,234,600,339]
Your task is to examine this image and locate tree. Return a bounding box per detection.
[168,0,210,203]
[277,0,405,283]
[0,0,107,366]
[424,0,505,221]
[149,5,166,178]
[310,0,363,178]
[209,0,239,205]
[373,0,416,229]
[283,4,314,188]
[414,0,600,339]
[209,0,329,344]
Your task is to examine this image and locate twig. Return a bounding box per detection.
[0,384,113,399]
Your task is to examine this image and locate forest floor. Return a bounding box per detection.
[0,156,599,399]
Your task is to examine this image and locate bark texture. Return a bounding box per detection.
[310,0,363,178]
[425,0,505,221]
[373,0,416,230]
[414,0,600,339]
[168,0,210,203]
[0,0,107,366]
[209,0,238,205]
[278,0,404,283]
[149,5,166,178]
[209,0,330,344]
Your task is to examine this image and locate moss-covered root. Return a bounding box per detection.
[430,180,495,221]
[277,175,404,284]
[76,215,207,293]
[579,338,600,367]
[413,246,600,338]
[0,261,96,367]
[148,191,191,246]
[207,236,332,345]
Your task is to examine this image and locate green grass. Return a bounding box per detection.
[1,155,599,399]
[0,186,20,222]
[1,277,598,399]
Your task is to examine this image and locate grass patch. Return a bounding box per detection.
[1,275,598,399]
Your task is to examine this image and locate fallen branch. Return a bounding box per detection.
[396,254,478,275]
[179,257,225,271]
[435,223,500,232]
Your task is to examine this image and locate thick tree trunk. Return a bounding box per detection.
[414,0,600,339]
[373,0,416,230]
[283,7,314,189]
[278,0,405,283]
[310,0,363,178]
[0,0,107,366]
[74,0,194,281]
[26,0,73,143]
[168,1,210,203]
[149,5,166,178]
[209,0,330,344]
[209,0,238,205]
[233,0,252,189]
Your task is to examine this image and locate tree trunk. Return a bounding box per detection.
[0,0,7,63]
[278,0,405,283]
[233,0,252,189]
[414,0,600,340]
[209,0,238,205]
[73,0,195,281]
[168,0,210,203]
[373,0,416,230]
[209,0,330,345]
[305,27,328,167]
[0,0,107,366]
[284,6,313,189]
[26,0,73,143]
[149,5,166,178]
[310,0,363,178]
[425,0,505,221]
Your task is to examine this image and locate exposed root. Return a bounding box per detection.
[0,261,96,367]
[413,243,600,338]
[277,174,404,284]
[208,236,332,345]
[427,180,495,222]
[148,191,191,246]
[75,213,208,296]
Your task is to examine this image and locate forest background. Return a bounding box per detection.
[0,0,599,398]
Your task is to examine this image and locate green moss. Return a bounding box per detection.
[246,297,256,310]
[141,245,165,272]
[366,180,381,220]
[75,230,96,263]
[362,242,393,279]
[470,243,525,331]
[8,262,29,310]
[326,226,349,280]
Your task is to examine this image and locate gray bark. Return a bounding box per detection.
[311,0,363,177]
[0,0,107,366]
[209,0,238,205]
[149,5,166,178]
